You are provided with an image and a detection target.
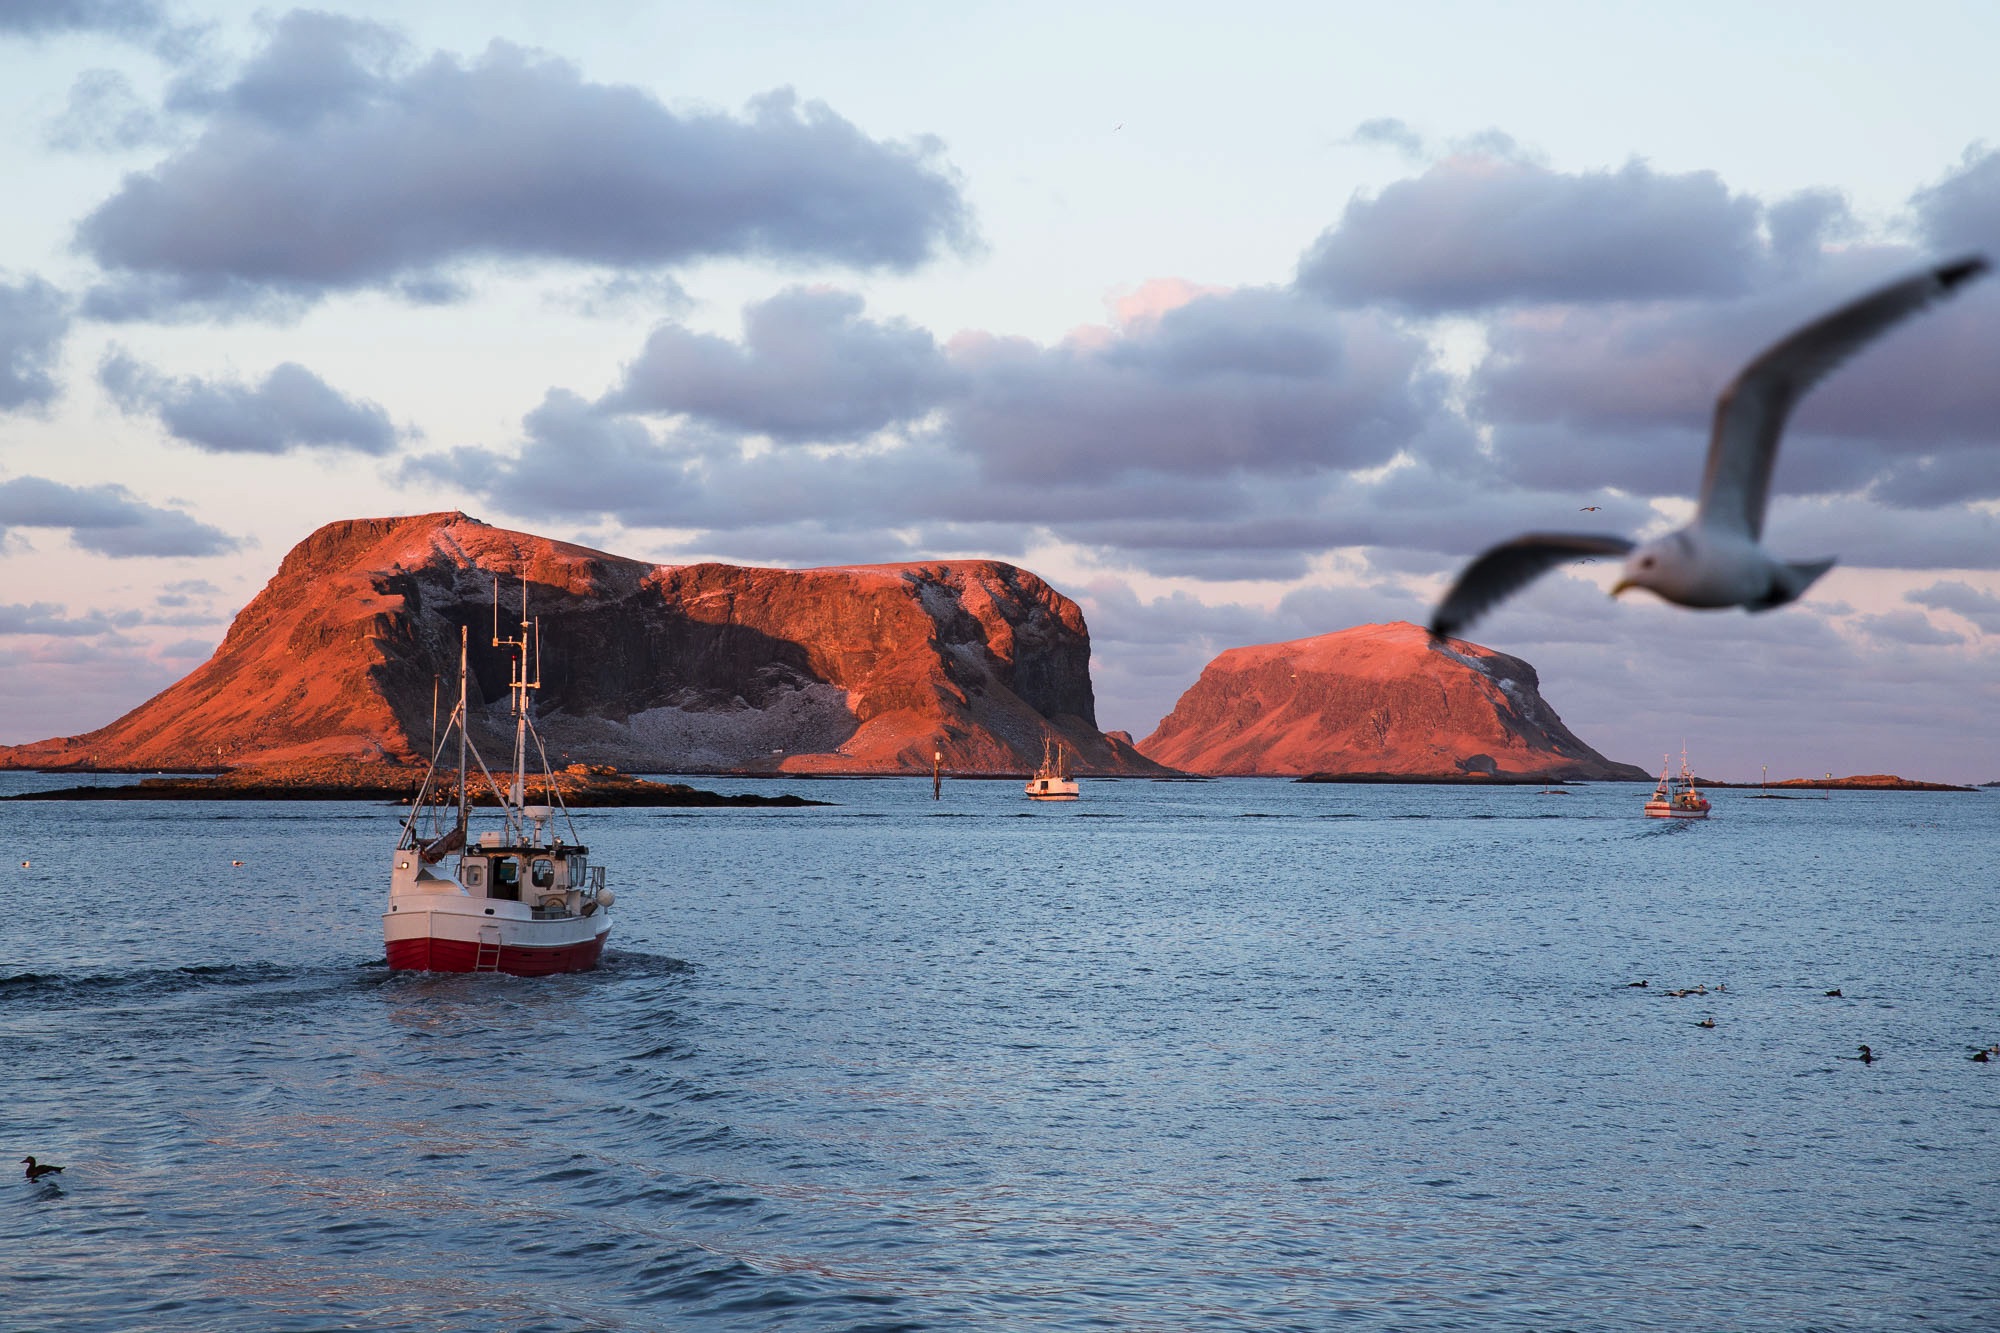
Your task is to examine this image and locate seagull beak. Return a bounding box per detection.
[1610,578,1634,598]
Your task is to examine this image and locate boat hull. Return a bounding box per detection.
[1644,802,1709,819]
[384,902,610,975]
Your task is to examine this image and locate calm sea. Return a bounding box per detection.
[4,774,1997,1331]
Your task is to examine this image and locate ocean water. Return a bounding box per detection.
[4,774,1997,1331]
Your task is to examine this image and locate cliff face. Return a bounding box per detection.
[1137,621,1645,780]
[1,512,1166,775]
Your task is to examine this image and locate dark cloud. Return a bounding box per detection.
[422,281,1467,578]
[950,288,1442,485]
[78,13,971,319]
[1912,146,2000,254]
[0,475,236,556]
[1761,496,2000,571]
[1471,251,2000,504]
[1298,156,1773,310]
[1854,608,1964,647]
[0,0,163,40]
[1907,580,2000,634]
[0,275,72,412]
[0,0,202,61]
[0,601,137,636]
[99,350,398,454]
[606,288,956,441]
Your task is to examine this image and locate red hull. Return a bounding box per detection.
[386,932,607,976]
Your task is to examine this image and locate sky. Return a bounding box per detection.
[1,0,1997,780]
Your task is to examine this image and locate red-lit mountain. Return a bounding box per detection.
[1137,621,1645,780]
[0,513,1165,776]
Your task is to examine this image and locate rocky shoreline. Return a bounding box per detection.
[4,760,827,807]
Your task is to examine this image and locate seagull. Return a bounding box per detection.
[1429,256,1990,641]
[21,1156,63,1181]
[1579,505,1602,512]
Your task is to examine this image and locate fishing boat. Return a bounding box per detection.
[1644,748,1711,819]
[385,585,614,974]
[1024,738,1079,801]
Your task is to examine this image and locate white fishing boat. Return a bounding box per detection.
[1644,748,1711,819]
[386,585,614,974]
[1025,738,1079,801]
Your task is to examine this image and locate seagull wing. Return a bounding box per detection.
[1429,533,1635,640]
[1699,255,1989,540]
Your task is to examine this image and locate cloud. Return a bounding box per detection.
[1470,251,2000,504]
[0,601,138,636]
[0,0,163,40]
[0,475,236,556]
[1344,117,1426,159]
[1297,155,1784,311]
[0,0,202,61]
[43,68,175,151]
[606,287,957,441]
[1907,579,2000,634]
[421,282,1474,577]
[948,287,1444,486]
[77,12,971,319]
[0,275,72,412]
[99,350,399,454]
[1853,608,1964,646]
[1912,145,2000,255]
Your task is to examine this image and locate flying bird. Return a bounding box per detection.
[1429,256,1990,641]
[21,1156,63,1181]
[1579,505,1602,512]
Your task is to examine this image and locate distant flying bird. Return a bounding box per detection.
[21,1156,63,1181]
[1429,256,1991,641]
[1579,505,1602,512]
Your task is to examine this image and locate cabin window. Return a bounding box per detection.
[531,859,555,889]
[491,857,520,901]
[462,860,486,891]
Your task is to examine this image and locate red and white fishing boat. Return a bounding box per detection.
[386,588,613,974]
[1644,747,1711,819]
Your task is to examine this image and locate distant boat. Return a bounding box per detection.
[1644,748,1711,819]
[386,582,615,974]
[1025,738,1080,801]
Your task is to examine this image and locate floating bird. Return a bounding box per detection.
[1974,1048,1991,1063]
[231,860,244,867]
[1626,980,1648,988]
[1697,1017,1716,1028]
[21,1156,63,1181]
[1824,988,1844,998]
[19,861,27,868]
[1429,256,1991,641]
[1856,1044,1876,1064]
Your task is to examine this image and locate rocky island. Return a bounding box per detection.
[1138,622,1646,781]
[0,512,1167,779]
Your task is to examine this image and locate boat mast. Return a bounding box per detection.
[456,625,469,838]
[492,572,540,837]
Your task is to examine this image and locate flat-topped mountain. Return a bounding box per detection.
[1137,621,1645,780]
[1,512,1166,776]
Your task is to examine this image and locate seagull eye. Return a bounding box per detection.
[1640,556,1655,568]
